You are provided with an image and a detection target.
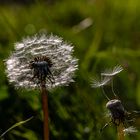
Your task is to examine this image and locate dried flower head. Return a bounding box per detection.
[101,65,123,77]
[101,99,139,135]
[94,65,139,137]
[5,34,78,89]
[106,99,125,125]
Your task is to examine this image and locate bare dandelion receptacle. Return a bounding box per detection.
[106,99,125,125]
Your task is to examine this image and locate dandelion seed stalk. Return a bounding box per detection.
[117,123,125,140]
[41,81,49,140]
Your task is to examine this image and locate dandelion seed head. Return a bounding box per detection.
[101,65,123,76]
[5,34,78,90]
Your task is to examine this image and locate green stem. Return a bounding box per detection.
[41,81,49,140]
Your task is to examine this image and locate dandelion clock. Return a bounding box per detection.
[5,34,78,140]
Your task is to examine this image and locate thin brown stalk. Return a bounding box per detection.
[117,123,125,140]
[41,81,49,140]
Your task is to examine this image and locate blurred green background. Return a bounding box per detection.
[0,0,140,139]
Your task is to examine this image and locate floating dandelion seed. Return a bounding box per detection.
[91,65,123,100]
[101,65,123,98]
[91,76,111,88]
[5,34,78,140]
[101,65,123,77]
[5,34,78,90]
[91,76,111,100]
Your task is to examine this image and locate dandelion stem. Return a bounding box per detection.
[117,123,125,140]
[41,81,49,140]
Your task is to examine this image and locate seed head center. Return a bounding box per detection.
[30,56,54,84]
